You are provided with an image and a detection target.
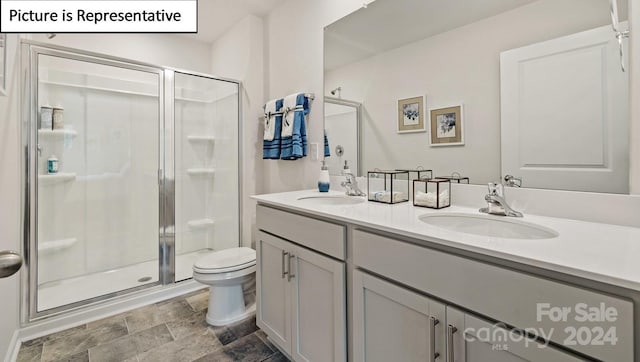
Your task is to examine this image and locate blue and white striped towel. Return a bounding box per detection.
[263,99,279,141]
[263,98,284,159]
[280,93,309,160]
[324,130,330,157]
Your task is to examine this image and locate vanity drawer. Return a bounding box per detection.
[257,204,346,260]
[352,229,633,362]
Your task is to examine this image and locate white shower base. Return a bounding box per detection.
[38,249,211,311]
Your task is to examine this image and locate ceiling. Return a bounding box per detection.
[324,0,537,70]
[180,0,286,43]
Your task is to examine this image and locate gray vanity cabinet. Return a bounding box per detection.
[256,205,347,362]
[256,232,291,352]
[352,269,445,362]
[446,307,587,362]
[352,269,587,362]
[352,229,633,362]
[255,203,634,362]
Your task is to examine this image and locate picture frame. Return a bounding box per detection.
[429,104,464,146]
[397,96,426,133]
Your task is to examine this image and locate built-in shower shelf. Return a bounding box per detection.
[38,173,77,185]
[175,86,237,103]
[187,168,215,176]
[38,129,78,138]
[39,238,78,255]
[187,135,215,143]
[40,79,158,98]
[187,219,215,229]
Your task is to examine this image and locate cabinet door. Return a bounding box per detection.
[446,307,586,362]
[352,270,445,362]
[290,245,346,362]
[256,231,292,354]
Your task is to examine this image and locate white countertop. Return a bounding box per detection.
[252,190,640,292]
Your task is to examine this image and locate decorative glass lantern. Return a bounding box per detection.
[396,167,433,200]
[437,172,469,184]
[367,170,409,204]
[395,168,433,181]
[413,178,451,209]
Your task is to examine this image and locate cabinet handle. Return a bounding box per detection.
[281,251,288,279]
[446,324,457,362]
[287,254,295,282]
[429,316,440,361]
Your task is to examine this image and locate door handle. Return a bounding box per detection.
[0,251,23,278]
[281,251,288,279]
[446,324,458,362]
[429,316,440,361]
[287,254,295,282]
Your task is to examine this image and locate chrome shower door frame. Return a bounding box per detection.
[20,40,243,324]
[20,42,167,322]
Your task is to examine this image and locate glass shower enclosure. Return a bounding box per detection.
[21,42,240,320]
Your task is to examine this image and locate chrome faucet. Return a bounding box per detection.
[479,183,523,217]
[341,173,366,196]
[503,174,523,188]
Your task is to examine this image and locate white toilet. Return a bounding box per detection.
[192,247,257,326]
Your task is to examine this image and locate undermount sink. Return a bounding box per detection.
[297,195,366,206]
[418,213,558,240]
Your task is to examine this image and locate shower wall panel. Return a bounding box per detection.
[174,73,239,281]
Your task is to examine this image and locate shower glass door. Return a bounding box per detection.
[173,72,240,281]
[32,50,163,312]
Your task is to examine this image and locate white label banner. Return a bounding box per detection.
[0,0,197,32]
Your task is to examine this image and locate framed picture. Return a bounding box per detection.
[397,96,426,133]
[429,104,464,146]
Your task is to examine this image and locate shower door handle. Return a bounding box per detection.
[0,251,23,278]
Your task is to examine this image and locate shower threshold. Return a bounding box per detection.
[37,249,210,312]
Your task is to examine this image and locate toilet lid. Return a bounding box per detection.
[194,247,256,272]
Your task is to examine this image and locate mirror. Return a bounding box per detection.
[324,0,632,194]
[0,34,6,96]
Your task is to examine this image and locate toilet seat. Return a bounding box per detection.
[193,247,256,274]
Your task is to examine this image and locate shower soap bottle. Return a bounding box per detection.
[318,160,330,192]
[48,155,59,174]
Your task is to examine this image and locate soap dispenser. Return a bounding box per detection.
[318,160,330,192]
[343,160,351,175]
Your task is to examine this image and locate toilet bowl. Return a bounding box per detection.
[193,247,256,326]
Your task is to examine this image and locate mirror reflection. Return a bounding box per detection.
[324,96,361,176]
[324,0,631,194]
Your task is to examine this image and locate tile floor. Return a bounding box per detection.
[17,289,288,362]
